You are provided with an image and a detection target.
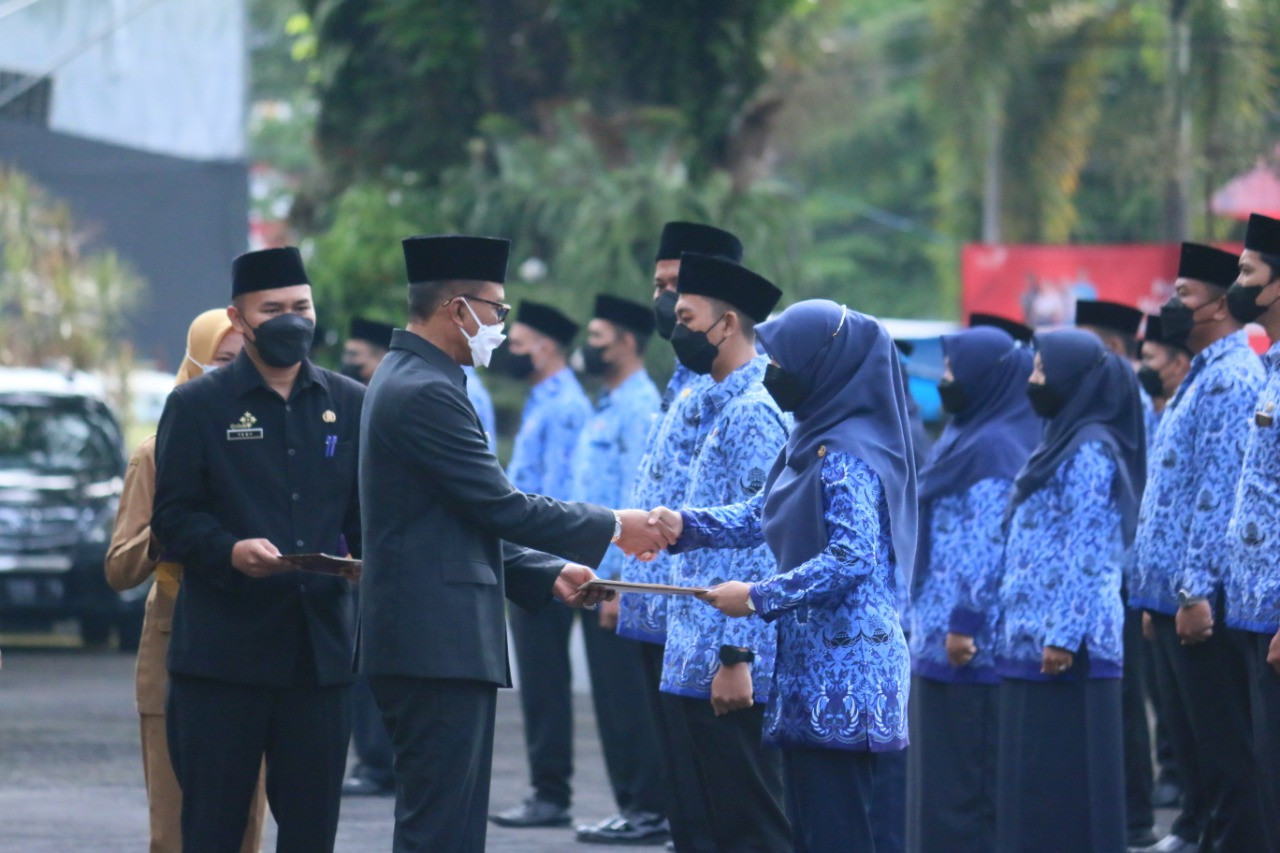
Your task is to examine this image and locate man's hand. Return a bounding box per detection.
[613,508,677,560]
[1268,629,1280,676]
[710,663,754,716]
[1176,600,1214,645]
[554,563,615,608]
[945,632,977,668]
[1041,645,1074,676]
[1142,610,1153,641]
[697,581,754,618]
[231,538,289,579]
[597,594,621,630]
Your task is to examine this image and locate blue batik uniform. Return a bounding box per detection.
[463,366,498,453]
[507,366,590,499]
[569,370,660,579]
[617,365,711,644]
[910,478,1011,684]
[680,451,910,751]
[1226,341,1280,635]
[1133,332,1262,615]
[662,357,788,702]
[998,441,1125,680]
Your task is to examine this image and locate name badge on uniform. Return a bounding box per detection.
[227,411,264,441]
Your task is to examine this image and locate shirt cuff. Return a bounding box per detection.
[948,607,984,637]
[669,509,711,554]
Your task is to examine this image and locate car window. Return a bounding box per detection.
[0,399,120,475]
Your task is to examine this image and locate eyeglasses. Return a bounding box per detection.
[450,295,511,322]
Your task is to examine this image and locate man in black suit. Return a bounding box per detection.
[357,234,675,852]
[153,247,364,852]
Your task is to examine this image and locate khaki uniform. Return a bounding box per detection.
[106,436,267,853]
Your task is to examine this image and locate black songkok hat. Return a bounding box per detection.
[1177,242,1238,289]
[231,247,309,298]
[349,317,395,349]
[1244,213,1280,256]
[1075,300,1143,338]
[968,312,1033,343]
[656,222,744,263]
[594,294,656,337]
[402,235,510,285]
[676,252,782,323]
[515,301,579,347]
[1142,315,1189,353]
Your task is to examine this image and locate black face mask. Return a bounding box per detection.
[653,290,678,341]
[249,313,314,368]
[937,378,967,415]
[1159,296,1198,346]
[1137,365,1165,400]
[581,343,611,377]
[1026,382,1062,418]
[763,363,809,413]
[1226,282,1274,325]
[340,362,367,384]
[670,316,726,376]
[489,347,535,381]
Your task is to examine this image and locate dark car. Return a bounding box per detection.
[0,369,141,649]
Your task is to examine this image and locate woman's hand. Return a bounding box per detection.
[946,633,977,668]
[1041,645,1074,676]
[697,581,755,618]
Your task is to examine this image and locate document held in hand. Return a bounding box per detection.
[580,578,708,596]
[280,553,361,581]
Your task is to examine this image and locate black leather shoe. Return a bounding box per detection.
[341,775,393,797]
[1126,828,1160,850]
[490,799,572,828]
[575,812,670,845]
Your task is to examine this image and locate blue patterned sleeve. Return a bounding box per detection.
[1178,379,1256,599]
[1042,444,1118,652]
[677,492,767,551]
[947,477,1013,636]
[751,452,883,618]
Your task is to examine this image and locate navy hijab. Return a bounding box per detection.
[1010,329,1146,545]
[755,301,918,588]
[916,327,1041,578]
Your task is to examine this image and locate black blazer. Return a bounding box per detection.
[152,355,364,687]
[357,330,614,685]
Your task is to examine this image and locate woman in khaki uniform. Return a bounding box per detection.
[105,309,267,853]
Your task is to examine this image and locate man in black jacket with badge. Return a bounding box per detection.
[358,235,675,852]
[152,247,364,853]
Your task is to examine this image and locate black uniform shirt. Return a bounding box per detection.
[152,351,364,687]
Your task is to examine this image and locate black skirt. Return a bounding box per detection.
[995,677,1125,853]
[907,676,999,853]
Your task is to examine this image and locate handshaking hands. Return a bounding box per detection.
[612,507,684,561]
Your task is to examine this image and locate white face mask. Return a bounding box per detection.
[184,351,221,374]
[458,298,506,368]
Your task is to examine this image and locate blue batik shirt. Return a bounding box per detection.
[998,441,1125,680]
[617,365,711,644]
[507,366,590,500]
[909,477,1012,685]
[1226,340,1280,635]
[463,366,498,453]
[569,369,660,580]
[662,357,789,702]
[679,452,910,752]
[1133,332,1262,615]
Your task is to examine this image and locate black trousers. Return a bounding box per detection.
[581,606,667,817]
[871,745,907,853]
[1145,612,1207,845]
[167,674,350,853]
[783,746,877,853]
[349,673,395,786]
[907,677,998,853]
[678,697,790,852]
[1151,612,1269,851]
[1234,628,1280,851]
[507,599,576,807]
[369,675,497,853]
[638,642,717,852]
[1121,605,1155,834]
[996,677,1126,853]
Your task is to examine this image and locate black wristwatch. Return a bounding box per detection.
[718,645,755,666]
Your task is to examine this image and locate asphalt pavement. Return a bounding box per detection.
[0,643,620,852]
